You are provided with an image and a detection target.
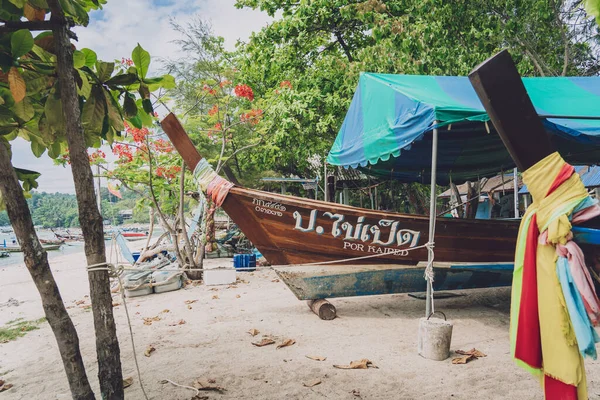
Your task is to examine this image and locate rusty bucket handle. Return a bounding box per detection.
[427,311,447,321]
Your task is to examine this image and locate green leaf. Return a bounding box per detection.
[105,73,138,86]
[47,141,62,159]
[59,0,89,26]
[73,50,86,68]
[81,86,105,132]
[127,114,142,129]
[44,94,64,131]
[77,70,92,98]
[11,29,34,58]
[29,0,49,8]
[15,167,40,191]
[103,89,124,131]
[8,0,27,8]
[131,43,150,79]
[160,74,175,89]
[138,82,150,99]
[95,61,114,82]
[0,125,18,136]
[142,98,153,115]
[81,48,97,68]
[136,101,152,126]
[12,97,34,122]
[123,92,137,118]
[31,139,46,157]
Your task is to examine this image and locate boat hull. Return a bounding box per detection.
[221,187,519,266]
[275,262,514,300]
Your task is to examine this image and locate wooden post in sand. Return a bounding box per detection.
[307,299,337,320]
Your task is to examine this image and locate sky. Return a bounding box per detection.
[15,0,273,194]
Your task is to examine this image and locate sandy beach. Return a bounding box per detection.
[1,243,600,400]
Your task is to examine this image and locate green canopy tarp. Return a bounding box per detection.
[327,73,600,184]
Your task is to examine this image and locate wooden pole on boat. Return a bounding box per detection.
[425,121,439,317]
[307,299,336,320]
[323,157,328,202]
[161,113,203,170]
[468,50,554,170]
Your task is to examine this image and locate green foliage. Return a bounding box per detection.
[232,0,599,180]
[0,0,175,197]
[586,0,600,24]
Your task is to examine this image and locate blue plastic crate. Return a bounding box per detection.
[233,254,256,271]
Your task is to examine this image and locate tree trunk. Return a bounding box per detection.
[48,2,124,398]
[0,143,95,399]
[204,200,217,253]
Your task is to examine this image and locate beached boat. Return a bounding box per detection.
[161,114,519,269]
[40,239,66,245]
[0,244,62,252]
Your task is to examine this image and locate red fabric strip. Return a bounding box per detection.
[515,214,542,368]
[544,374,578,400]
[546,164,575,197]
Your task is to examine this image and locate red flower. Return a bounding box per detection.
[152,138,173,153]
[112,144,133,163]
[203,84,217,96]
[88,149,106,164]
[219,80,231,88]
[280,80,292,89]
[234,84,254,101]
[208,104,218,116]
[240,109,263,125]
[213,123,222,131]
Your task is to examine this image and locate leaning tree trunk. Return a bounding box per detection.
[49,2,124,398]
[0,143,95,400]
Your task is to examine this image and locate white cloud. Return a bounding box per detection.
[14,0,272,194]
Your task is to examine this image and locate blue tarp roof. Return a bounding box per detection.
[327,73,600,184]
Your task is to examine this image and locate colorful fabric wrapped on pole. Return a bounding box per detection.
[510,152,600,400]
[193,158,234,207]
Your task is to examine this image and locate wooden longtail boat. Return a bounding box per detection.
[161,114,521,299]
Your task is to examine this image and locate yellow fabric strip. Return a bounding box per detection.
[518,152,588,397]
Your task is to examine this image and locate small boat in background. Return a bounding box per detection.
[40,239,66,246]
[0,244,62,252]
[0,251,9,258]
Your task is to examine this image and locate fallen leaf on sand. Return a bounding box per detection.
[333,359,378,369]
[168,319,186,326]
[248,328,260,336]
[271,279,280,283]
[452,354,476,364]
[0,383,13,392]
[277,339,296,349]
[144,345,156,357]
[456,348,487,358]
[227,285,238,289]
[192,379,226,392]
[184,300,198,305]
[209,288,219,291]
[236,294,241,298]
[303,378,321,387]
[306,355,327,361]
[161,309,170,313]
[142,316,161,326]
[123,377,134,388]
[112,302,121,307]
[252,338,275,347]
[212,295,219,300]
[75,299,85,305]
